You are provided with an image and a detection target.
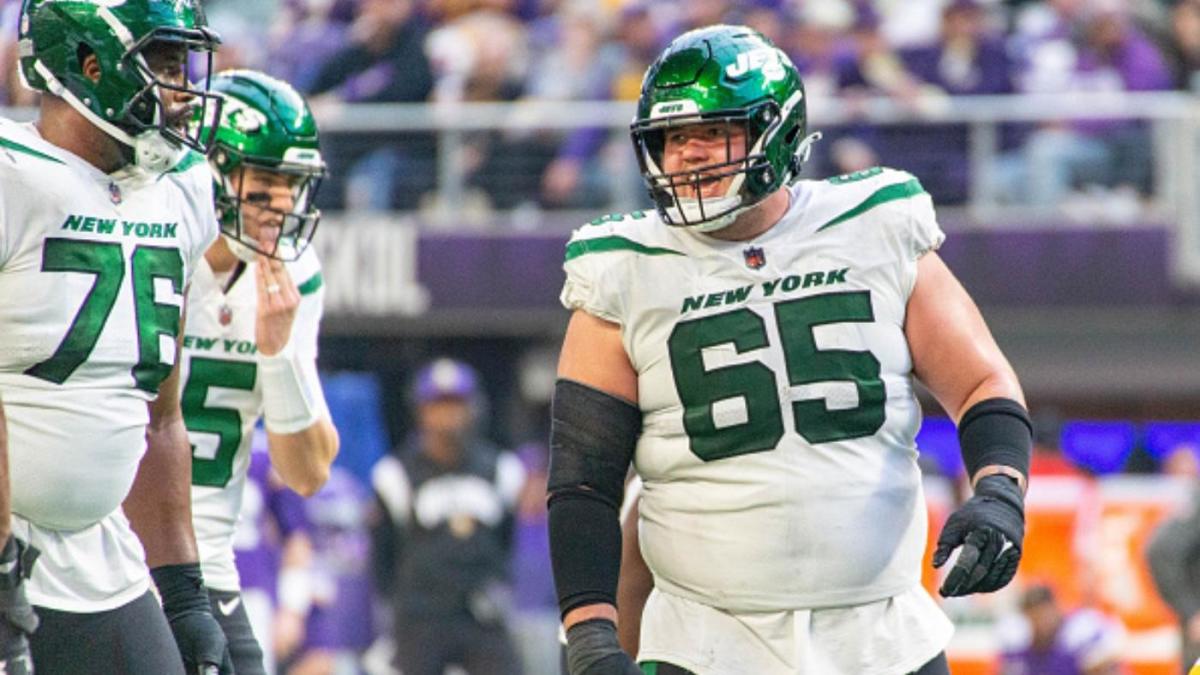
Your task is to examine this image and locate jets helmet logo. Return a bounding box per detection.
[725,48,786,82]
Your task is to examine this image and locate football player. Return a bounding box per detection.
[183,69,339,675]
[549,25,1032,675]
[0,0,233,673]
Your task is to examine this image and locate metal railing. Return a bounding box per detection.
[5,91,1199,228]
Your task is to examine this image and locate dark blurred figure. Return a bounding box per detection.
[901,0,1016,203]
[308,0,435,211]
[1166,0,1200,91]
[540,3,663,209]
[998,584,1125,675]
[996,3,1171,210]
[1146,444,1200,672]
[370,359,525,675]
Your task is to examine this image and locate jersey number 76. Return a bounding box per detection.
[24,238,183,394]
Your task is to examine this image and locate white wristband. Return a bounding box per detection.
[258,346,322,434]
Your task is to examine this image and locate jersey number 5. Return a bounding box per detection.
[668,291,885,462]
[24,238,183,393]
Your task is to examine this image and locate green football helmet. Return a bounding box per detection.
[631,25,818,232]
[203,70,325,262]
[18,0,223,174]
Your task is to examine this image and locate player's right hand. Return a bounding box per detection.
[565,619,641,675]
[0,535,40,675]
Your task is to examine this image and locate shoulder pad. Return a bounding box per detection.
[815,166,926,233]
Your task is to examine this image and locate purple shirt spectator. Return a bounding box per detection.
[302,466,375,651]
[234,450,311,601]
[998,607,1125,675]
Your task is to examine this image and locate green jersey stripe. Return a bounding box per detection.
[0,136,65,165]
[565,236,684,262]
[297,271,323,296]
[817,179,926,232]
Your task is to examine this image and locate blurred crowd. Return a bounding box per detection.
[3,0,1199,217]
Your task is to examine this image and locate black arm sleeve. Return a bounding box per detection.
[547,379,641,617]
[958,398,1033,480]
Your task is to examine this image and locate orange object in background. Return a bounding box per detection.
[1019,474,1096,609]
[929,475,1193,674]
[1092,477,1190,632]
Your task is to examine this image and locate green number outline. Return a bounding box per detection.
[24,239,184,392]
[669,291,887,461]
[668,308,784,461]
[23,239,125,384]
[184,356,258,488]
[775,292,885,444]
[130,245,184,393]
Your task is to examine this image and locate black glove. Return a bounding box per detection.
[933,474,1025,597]
[0,536,38,675]
[150,563,233,675]
[565,619,640,675]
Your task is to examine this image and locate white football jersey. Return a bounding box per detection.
[562,167,944,612]
[185,245,327,592]
[0,118,216,609]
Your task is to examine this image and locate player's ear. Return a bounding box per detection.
[78,47,101,84]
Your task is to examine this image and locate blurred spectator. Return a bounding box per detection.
[1146,447,1200,672]
[540,2,662,209]
[997,583,1126,675]
[233,443,314,675]
[1167,0,1200,91]
[507,442,559,675]
[266,0,354,93]
[370,359,525,675]
[826,3,939,179]
[286,467,375,675]
[998,2,1172,209]
[901,0,1016,202]
[308,0,436,212]
[425,9,541,212]
[0,0,36,107]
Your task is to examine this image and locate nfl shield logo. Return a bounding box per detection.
[743,246,766,270]
[108,182,122,205]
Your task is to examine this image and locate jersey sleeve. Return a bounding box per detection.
[285,246,329,418]
[907,186,945,260]
[287,246,325,361]
[560,221,628,325]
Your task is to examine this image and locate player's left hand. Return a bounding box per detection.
[932,474,1025,597]
[255,253,300,357]
[150,564,234,675]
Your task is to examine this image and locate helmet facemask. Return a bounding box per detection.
[633,100,792,233]
[119,30,224,165]
[214,147,325,263]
